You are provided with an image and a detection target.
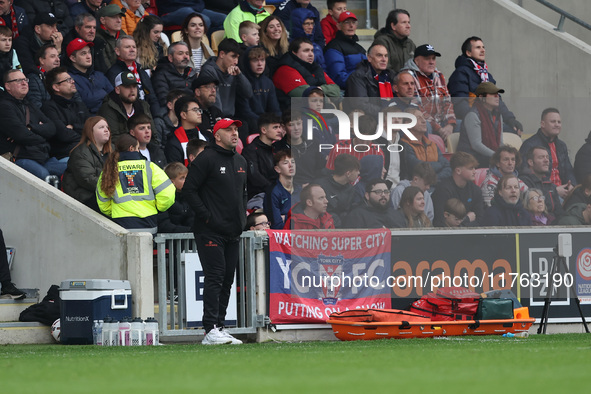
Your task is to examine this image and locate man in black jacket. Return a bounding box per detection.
[183,118,247,345]
[343,179,396,229]
[0,69,61,180]
[519,108,576,198]
[152,42,195,107]
[241,112,283,199]
[192,73,222,137]
[105,35,163,118]
[42,66,89,160]
[574,131,591,184]
[128,113,166,169]
[520,146,565,219]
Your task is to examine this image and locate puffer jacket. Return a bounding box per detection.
[324,30,367,89]
[18,0,73,34]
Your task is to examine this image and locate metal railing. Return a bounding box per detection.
[153,232,264,338]
[532,0,591,32]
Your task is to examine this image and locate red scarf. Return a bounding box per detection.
[174,126,190,166]
[8,7,19,38]
[469,58,489,82]
[374,73,393,99]
[475,100,501,151]
[548,142,561,186]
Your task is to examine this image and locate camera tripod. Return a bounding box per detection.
[537,247,590,334]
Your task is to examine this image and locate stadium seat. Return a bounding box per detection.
[210,30,225,55]
[247,134,259,145]
[263,5,276,14]
[446,133,460,153]
[503,132,523,149]
[236,138,244,154]
[474,168,488,187]
[428,134,446,153]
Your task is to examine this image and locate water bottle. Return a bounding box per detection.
[119,317,132,346]
[145,317,159,346]
[130,318,144,346]
[503,332,529,338]
[102,317,112,346]
[92,320,103,345]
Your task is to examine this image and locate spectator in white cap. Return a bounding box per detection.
[67,37,113,113]
[98,70,156,143]
[183,116,247,345]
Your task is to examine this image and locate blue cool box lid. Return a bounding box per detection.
[60,279,131,291]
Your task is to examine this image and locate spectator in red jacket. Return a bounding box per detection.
[320,0,347,45]
[284,184,335,229]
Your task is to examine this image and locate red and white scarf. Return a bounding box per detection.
[469,58,489,82]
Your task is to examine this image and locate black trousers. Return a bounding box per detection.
[195,233,240,332]
[0,229,12,284]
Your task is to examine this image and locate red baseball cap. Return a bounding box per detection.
[66,38,94,57]
[338,11,358,23]
[213,118,243,135]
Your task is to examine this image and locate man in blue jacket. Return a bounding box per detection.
[447,36,523,134]
[67,37,113,113]
[324,11,366,90]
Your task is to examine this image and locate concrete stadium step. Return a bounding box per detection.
[0,321,55,345]
[0,297,39,322]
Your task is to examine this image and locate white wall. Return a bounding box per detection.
[0,158,153,318]
[376,0,591,163]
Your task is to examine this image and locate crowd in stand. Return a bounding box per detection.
[2,0,591,342]
[0,0,590,236]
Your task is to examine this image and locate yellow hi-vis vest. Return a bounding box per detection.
[96,158,175,232]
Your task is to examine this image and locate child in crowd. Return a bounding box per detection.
[239,21,260,48]
[186,138,207,164]
[158,162,194,232]
[443,198,467,228]
[264,151,301,229]
[0,24,21,77]
[320,0,348,44]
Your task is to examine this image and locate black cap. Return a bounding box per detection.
[414,44,441,58]
[191,73,219,90]
[34,12,57,26]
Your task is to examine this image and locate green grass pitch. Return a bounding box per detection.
[1,334,589,393]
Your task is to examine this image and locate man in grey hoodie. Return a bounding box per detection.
[199,38,252,119]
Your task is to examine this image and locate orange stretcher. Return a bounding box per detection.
[327,307,535,341]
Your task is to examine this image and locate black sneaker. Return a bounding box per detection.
[0,282,26,300]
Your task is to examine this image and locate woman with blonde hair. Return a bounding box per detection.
[97,134,175,234]
[393,186,432,228]
[181,12,214,76]
[133,15,168,72]
[524,188,555,226]
[63,116,113,210]
[259,15,289,73]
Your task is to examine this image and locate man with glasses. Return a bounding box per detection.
[41,66,90,160]
[98,71,156,143]
[165,95,209,166]
[343,179,397,229]
[0,69,64,180]
[246,212,271,231]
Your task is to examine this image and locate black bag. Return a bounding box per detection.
[19,285,61,325]
[475,298,513,320]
